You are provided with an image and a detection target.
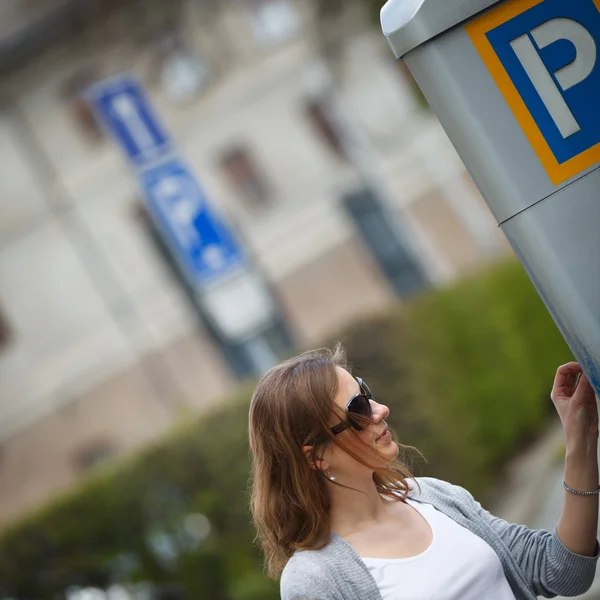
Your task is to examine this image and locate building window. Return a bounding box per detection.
[155,33,210,103]
[343,188,429,297]
[315,0,346,19]
[75,441,116,473]
[0,308,11,352]
[61,70,104,143]
[305,98,346,160]
[220,146,271,209]
[249,0,301,46]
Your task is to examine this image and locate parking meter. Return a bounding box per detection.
[381,0,600,394]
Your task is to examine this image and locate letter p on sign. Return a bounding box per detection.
[468,0,600,185]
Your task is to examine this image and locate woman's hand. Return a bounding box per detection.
[551,362,599,452]
[553,363,599,558]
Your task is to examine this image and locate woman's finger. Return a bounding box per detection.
[557,362,582,375]
[552,363,583,398]
[575,372,596,402]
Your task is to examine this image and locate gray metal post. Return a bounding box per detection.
[381,0,600,394]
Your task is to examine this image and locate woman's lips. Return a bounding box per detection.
[376,429,391,441]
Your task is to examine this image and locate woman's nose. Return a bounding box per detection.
[371,400,390,422]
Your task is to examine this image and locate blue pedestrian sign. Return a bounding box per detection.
[88,75,173,168]
[468,0,600,185]
[141,158,245,286]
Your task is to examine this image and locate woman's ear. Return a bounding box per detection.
[301,445,329,472]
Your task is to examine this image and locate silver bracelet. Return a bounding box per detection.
[562,481,600,496]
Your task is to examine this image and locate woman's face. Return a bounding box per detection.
[321,367,398,477]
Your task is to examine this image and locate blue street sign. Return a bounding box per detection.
[88,75,173,168]
[140,158,246,286]
[468,0,600,184]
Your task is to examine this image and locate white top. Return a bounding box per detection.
[361,499,516,600]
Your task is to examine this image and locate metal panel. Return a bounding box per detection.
[403,15,600,223]
[381,0,502,58]
[501,167,600,393]
[383,0,600,393]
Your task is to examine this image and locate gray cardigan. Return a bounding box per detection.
[280,477,599,599]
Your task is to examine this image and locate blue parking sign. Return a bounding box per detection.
[89,75,246,287]
[88,75,173,168]
[468,0,600,184]
[141,158,245,286]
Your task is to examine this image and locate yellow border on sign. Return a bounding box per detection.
[466,0,600,186]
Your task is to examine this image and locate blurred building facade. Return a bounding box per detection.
[0,0,509,523]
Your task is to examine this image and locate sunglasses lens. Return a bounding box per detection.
[359,378,373,399]
[347,395,372,430]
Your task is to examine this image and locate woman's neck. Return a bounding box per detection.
[328,476,394,537]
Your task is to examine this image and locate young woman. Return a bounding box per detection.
[248,346,600,599]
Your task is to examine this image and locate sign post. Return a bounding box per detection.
[381,0,600,394]
[88,75,282,373]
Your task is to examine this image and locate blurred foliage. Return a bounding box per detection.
[0,260,571,599]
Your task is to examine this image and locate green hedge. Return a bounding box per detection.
[0,260,571,599]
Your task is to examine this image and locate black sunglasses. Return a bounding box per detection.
[316,377,374,444]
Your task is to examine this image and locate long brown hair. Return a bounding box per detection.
[248,344,416,579]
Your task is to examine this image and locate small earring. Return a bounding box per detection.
[324,469,336,482]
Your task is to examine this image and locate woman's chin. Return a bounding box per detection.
[387,443,400,460]
[375,443,400,465]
